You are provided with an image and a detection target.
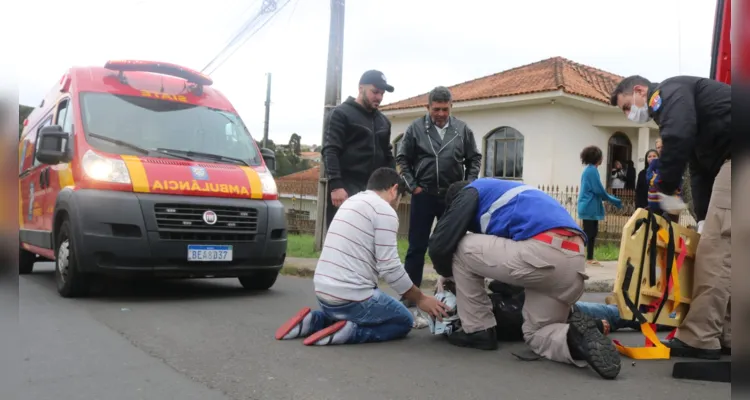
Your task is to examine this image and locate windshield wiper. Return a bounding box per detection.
[156,148,250,166]
[88,133,193,161]
[89,133,150,155]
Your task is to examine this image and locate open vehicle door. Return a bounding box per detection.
[710,0,731,84]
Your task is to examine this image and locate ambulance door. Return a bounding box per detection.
[42,98,75,231]
[19,114,53,249]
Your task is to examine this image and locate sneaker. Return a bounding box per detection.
[446,327,498,351]
[303,320,353,346]
[275,307,315,340]
[567,305,621,379]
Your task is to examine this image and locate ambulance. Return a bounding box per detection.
[18,60,287,297]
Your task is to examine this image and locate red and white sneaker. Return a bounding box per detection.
[303,320,353,346]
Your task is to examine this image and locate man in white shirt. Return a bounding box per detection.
[275,167,448,346]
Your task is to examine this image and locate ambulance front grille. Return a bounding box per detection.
[154,203,259,238]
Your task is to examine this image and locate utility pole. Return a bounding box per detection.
[263,72,272,148]
[313,0,345,251]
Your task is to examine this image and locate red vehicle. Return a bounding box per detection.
[711,0,730,84]
[18,60,287,297]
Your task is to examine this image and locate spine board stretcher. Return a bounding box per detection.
[612,208,730,383]
[611,208,697,359]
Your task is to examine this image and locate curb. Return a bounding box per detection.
[280,264,615,293]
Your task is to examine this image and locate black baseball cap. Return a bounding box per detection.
[359,70,394,92]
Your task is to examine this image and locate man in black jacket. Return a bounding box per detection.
[610,75,731,360]
[321,70,397,229]
[396,86,481,293]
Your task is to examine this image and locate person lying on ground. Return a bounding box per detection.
[427,178,622,379]
[275,167,448,346]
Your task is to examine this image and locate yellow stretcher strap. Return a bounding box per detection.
[613,323,671,359]
[656,228,683,312]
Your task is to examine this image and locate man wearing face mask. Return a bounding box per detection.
[396,86,482,300]
[609,75,731,360]
[322,70,397,230]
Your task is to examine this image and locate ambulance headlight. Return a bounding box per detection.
[258,170,278,198]
[82,150,132,184]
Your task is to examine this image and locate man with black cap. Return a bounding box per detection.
[321,70,398,229]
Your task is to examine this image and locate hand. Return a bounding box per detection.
[613,199,623,209]
[417,295,449,321]
[435,276,453,293]
[331,188,348,207]
[413,187,423,195]
[697,220,705,234]
[655,192,686,214]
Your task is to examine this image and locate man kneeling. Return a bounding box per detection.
[276,167,448,346]
[428,178,621,379]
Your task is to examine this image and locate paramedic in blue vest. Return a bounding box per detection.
[428,178,622,380]
[396,86,482,299]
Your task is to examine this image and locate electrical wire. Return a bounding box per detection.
[202,0,292,75]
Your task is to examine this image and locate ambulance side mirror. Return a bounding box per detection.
[261,148,276,173]
[36,125,70,165]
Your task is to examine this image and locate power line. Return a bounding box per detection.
[201,0,293,76]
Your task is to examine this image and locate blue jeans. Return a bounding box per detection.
[309,289,414,344]
[576,301,639,331]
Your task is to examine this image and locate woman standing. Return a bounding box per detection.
[635,149,659,209]
[578,146,623,266]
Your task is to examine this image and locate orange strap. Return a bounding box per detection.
[613,323,671,359]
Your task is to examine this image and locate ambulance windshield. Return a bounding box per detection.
[79,92,262,166]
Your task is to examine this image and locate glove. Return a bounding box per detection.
[655,192,687,214]
[697,220,705,234]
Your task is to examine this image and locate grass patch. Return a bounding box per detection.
[287,234,619,263]
[287,233,429,263]
[593,242,619,261]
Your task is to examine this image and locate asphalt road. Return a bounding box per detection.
[20,262,730,400]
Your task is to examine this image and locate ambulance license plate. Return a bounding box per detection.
[187,245,233,262]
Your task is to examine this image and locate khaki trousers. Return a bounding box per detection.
[452,233,588,366]
[676,160,732,350]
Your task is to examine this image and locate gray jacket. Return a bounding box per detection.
[396,115,482,195]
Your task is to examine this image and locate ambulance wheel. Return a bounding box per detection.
[55,220,90,298]
[19,248,36,275]
[238,270,279,291]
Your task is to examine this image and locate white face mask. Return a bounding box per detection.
[627,94,650,124]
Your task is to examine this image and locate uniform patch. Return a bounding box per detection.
[190,166,209,181]
[649,90,662,112]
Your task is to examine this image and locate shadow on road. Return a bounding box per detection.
[25,263,286,304]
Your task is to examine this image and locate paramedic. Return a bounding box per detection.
[428,178,622,380]
[610,75,731,359]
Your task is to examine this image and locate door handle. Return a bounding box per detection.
[39,169,45,188]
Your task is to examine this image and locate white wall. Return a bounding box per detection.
[389,104,642,189]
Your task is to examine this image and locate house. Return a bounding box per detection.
[299,151,321,165]
[380,56,660,189]
[276,166,320,222]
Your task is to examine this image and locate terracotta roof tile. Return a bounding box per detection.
[276,166,320,181]
[380,56,624,111]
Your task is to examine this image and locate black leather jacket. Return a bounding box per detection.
[396,115,482,195]
[322,97,395,192]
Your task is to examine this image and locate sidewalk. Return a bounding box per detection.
[282,257,618,293]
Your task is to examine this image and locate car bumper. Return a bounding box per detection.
[68,189,287,278]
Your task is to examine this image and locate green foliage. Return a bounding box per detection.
[256,135,312,177]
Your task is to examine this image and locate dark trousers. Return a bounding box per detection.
[581,219,598,260]
[325,180,368,232]
[404,192,446,288]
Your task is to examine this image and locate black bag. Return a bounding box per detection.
[488,281,525,342]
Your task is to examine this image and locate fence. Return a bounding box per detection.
[279,183,697,244]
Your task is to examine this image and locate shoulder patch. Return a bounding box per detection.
[649,90,662,112]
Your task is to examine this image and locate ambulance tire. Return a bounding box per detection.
[19,249,36,275]
[238,270,279,291]
[55,220,90,298]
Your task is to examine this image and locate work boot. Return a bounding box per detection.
[661,338,721,360]
[567,305,621,379]
[446,327,498,350]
